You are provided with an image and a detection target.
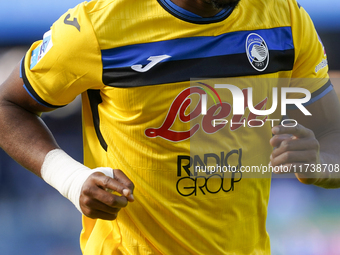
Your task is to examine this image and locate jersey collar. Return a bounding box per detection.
[157,0,235,24]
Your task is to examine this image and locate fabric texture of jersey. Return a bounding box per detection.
[21,0,330,254]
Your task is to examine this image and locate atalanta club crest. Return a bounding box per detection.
[246,33,269,72]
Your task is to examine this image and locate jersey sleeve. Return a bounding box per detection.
[21,2,103,108]
[288,0,332,100]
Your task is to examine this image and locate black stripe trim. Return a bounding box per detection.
[310,79,332,98]
[157,0,235,24]
[21,56,66,109]
[102,49,295,87]
[87,90,108,151]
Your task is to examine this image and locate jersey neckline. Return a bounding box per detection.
[157,0,235,24]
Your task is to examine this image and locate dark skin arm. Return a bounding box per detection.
[0,63,134,220]
[270,88,340,188]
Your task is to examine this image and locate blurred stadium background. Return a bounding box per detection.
[0,0,339,254]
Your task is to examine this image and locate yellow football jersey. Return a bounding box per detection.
[21,0,331,254]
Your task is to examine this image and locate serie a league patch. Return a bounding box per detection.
[314,33,328,73]
[30,30,53,69]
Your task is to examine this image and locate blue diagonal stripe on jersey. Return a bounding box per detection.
[101,27,294,69]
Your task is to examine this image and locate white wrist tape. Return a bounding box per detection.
[41,149,113,213]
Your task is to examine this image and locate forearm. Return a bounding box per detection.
[0,102,134,216]
[283,90,340,188]
[0,102,58,177]
[315,132,340,188]
[0,64,134,218]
